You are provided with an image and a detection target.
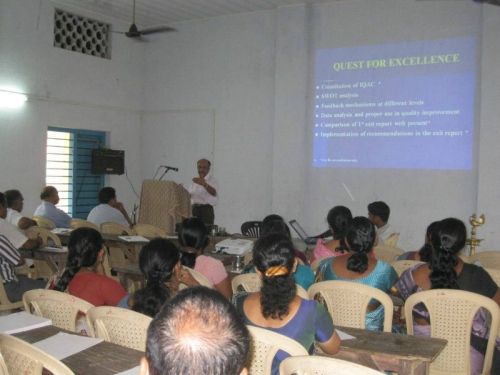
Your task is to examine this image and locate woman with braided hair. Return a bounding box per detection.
[131,238,198,317]
[317,216,398,331]
[396,218,500,375]
[235,233,340,375]
[54,227,127,307]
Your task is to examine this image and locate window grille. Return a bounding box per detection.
[54,9,110,59]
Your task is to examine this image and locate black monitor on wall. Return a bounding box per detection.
[91,149,125,175]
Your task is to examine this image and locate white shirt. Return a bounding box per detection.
[87,204,129,227]
[377,223,395,244]
[0,218,27,249]
[6,208,23,227]
[187,173,218,206]
[33,201,71,228]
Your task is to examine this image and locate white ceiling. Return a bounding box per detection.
[51,0,339,27]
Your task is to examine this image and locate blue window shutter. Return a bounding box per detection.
[72,130,105,219]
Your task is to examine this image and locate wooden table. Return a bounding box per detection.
[20,247,68,276]
[14,325,143,375]
[326,326,447,375]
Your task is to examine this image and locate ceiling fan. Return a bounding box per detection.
[115,0,175,39]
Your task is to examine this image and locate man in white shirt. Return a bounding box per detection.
[187,159,218,225]
[87,187,132,227]
[4,189,37,230]
[0,192,45,301]
[33,186,72,228]
[367,201,396,245]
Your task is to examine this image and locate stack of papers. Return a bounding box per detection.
[215,239,253,255]
[33,332,103,359]
[0,311,52,334]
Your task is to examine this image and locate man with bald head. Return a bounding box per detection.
[187,158,218,225]
[33,186,71,228]
[140,286,250,375]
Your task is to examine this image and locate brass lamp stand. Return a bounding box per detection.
[465,214,485,256]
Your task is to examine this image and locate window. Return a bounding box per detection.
[46,128,105,219]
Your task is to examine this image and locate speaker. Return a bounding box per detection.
[91,149,124,175]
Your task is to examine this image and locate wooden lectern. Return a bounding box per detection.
[138,180,191,234]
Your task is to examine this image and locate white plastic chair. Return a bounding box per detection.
[279,355,384,374]
[22,289,94,332]
[247,325,308,375]
[390,260,424,277]
[86,305,152,351]
[372,244,404,263]
[32,216,56,230]
[0,333,74,375]
[404,289,499,375]
[308,280,393,332]
[179,266,214,289]
[232,273,309,299]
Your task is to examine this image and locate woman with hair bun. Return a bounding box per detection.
[317,216,397,331]
[178,217,232,299]
[131,238,187,317]
[236,233,340,375]
[396,218,500,375]
[54,227,127,307]
[312,205,353,262]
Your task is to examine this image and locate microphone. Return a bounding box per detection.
[161,165,179,172]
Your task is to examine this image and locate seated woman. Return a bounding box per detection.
[311,206,353,262]
[54,227,127,307]
[236,233,340,375]
[317,216,398,331]
[397,221,439,261]
[396,218,500,375]
[243,216,315,291]
[178,218,232,299]
[131,238,194,317]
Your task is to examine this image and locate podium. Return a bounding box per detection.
[138,180,191,234]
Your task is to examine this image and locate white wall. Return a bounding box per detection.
[141,0,500,251]
[0,0,144,215]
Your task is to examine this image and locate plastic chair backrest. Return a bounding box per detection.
[247,325,308,375]
[32,216,56,230]
[0,333,74,375]
[384,232,400,247]
[179,267,214,290]
[69,219,100,231]
[390,260,424,277]
[25,226,62,247]
[22,289,94,332]
[241,221,262,238]
[404,289,499,375]
[0,275,23,311]
[86,306,152,351]
[279,355,384,375]
[100,222,135,235]
[231,273,309,299]
[133,223,167,237]
[372,244,404,263]
[308,280,393,332]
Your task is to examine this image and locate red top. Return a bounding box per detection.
[68,272,127,307]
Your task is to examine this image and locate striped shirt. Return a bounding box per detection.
[0,235,21,283]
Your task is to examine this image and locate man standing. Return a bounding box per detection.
[87,187,132,227]
[33,186,71,228]
[188,158,217,225]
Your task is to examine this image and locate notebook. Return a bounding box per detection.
[0,311,52,334]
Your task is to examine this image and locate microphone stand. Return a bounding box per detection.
[158,167,171,181]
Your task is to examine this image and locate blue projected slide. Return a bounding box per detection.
[312,37,476,170]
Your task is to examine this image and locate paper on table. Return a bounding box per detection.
[116,366,140,375]
[33,332,103,360]
[40,246,68,253]
[0,311,52,334]
[118,235,150,242]
[336,329,356,341]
